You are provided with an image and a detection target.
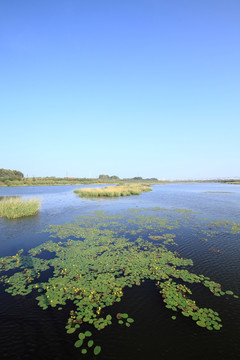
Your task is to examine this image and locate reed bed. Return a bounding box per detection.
[74,184,152,198]
[0,197,41,219]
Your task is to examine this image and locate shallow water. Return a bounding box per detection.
[0,183,240,360]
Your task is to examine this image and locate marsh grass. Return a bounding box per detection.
[0,197,40,219]
[74,184,152,198]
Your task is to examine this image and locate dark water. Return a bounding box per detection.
[0,183,240,360]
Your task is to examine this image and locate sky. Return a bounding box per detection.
[0,0,240,180]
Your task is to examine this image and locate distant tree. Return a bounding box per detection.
[133,177,143,180]
[0,168,24,179]
[99,175,110,180]
[110,175,120,180]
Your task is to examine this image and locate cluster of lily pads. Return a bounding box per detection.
[157,279,223,330]
[116,312,134,327]
[0,208,239,358]
[148,233,177,245]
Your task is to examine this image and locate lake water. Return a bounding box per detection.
[0,183,240,360]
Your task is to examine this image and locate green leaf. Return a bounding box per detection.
[94,345,101,355]
[88,340,94,348]
[74,339,83,348]
[127,318,134,323]
[206,325,213,330]
[78,332,85,340]
[85,330,92,337]
[196,320,206,328]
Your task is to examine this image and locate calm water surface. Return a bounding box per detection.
[0,183,240,360]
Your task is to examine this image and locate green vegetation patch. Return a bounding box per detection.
[0,210,238,358]
[74,184,152,198]
[0,197,40,219]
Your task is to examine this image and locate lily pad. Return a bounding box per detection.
[94,345,101,355]
[88,340,94,348]
[74,339,83,348]
[78,332,85,340]
[196,320,206,328]
[85,330,92,337]
[127,318,134,323]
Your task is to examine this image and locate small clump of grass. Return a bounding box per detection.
[74,184,152,198]
[0,197,40,219]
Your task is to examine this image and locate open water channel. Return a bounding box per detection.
[0,183,240,360]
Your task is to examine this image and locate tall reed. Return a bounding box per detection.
[0,198,40,219]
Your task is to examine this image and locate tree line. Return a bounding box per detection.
[0,168,24,179]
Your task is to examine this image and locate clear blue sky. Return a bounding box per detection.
[1,0,239,180]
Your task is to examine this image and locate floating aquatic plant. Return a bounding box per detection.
[0,209,239,359]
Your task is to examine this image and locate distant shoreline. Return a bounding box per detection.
[0,178,239,188]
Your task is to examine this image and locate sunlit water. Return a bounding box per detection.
[0,183,240,360]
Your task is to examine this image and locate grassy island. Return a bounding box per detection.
[0,197,40,219]
[74,184,152,198]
